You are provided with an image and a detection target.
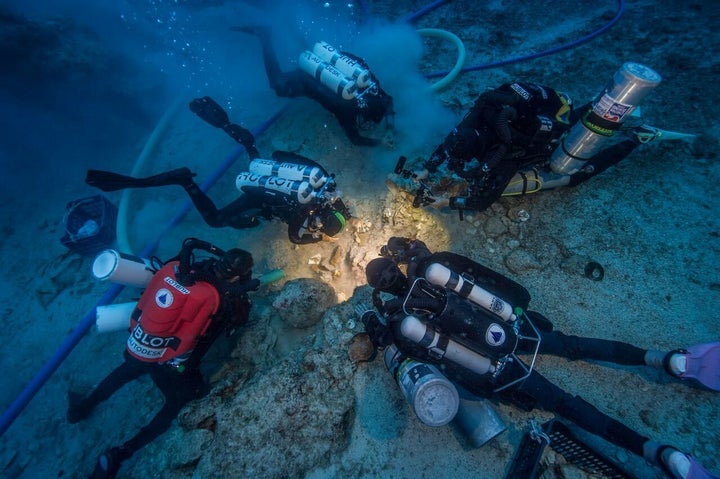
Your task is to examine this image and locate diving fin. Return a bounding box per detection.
[676,342,720,392]
[190,96,230,129]
[86,170,145,192]
[86,168,195,192]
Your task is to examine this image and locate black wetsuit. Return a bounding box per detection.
[424,82,641,211]
[69,258,252,465]
[182,148,347,245]
[368,239,661,460]
[249,28,393,146]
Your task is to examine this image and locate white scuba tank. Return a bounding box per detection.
[425,263,517,322]
[248,158,329,189]
[96,301,136,333]
[92,249,154,288]
[312,41,372,88]
[399,315,496,376]
[298,51,358,100]
[235,172,316,204]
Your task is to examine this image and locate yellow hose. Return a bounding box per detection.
[417,28,466,91]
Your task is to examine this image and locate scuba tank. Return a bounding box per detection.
[95,302,137,333]
[312,41,372,88]
[235,172,317,204]
[298,51,358,100]
[550,62,662,175]
[424,263,518,322]
[384,344,460,427]
[398,315,498,375]
[92,249,154,288]
[248,158,330,189]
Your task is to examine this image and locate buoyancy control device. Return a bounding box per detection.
[394,262,541,392]
[126,261,220,364]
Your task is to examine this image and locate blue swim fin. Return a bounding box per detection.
[680,342,720,392]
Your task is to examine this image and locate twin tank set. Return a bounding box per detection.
[378,261,540,447]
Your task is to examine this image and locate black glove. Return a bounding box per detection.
[223,123,255,148]
[423,151,446,173]
[358,309,393,348]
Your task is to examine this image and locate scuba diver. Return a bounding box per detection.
[85,96,351,245]
[396,63,695,217]
[359,236,720,479]
[67,238,259,479]
[233,25,395,146]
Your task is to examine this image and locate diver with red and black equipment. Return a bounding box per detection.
[402,63,694,217]
[359,236,719,479]
[85,96,351,245]
[233,25,395,146]
[67,238,259,479]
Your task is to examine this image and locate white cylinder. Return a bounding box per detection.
[400,315,495,376]
[95,302,136,333]
[384,344,459,427]
[298,51,358,100]
[425,263,516,322]
[550,62,662,175]
[592,62,661,123]
[312,41,372,88]
[92,249,154,288]
[236,172,316,204]
[248,158,329,188]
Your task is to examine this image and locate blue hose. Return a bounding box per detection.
[402,0,450,24]
[0,107,286,437]
[425,0,625,78]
